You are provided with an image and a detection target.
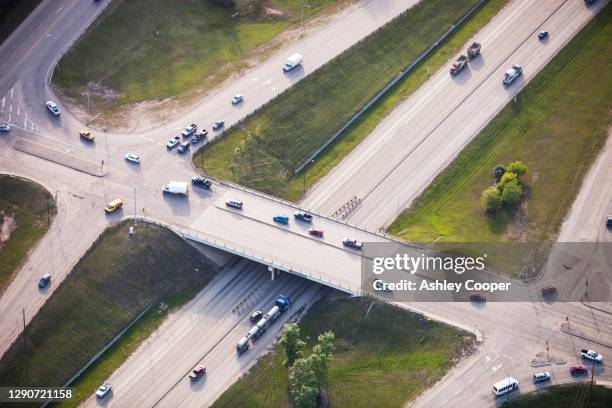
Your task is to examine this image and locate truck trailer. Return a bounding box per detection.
[162,181,188,196]
[236,295,291,355]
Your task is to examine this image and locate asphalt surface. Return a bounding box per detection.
[0,0,609,407]
[558,128,612,243]
[303,0,608,229]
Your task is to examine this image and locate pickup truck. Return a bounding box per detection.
[294,211,313,223]
[467,42,481,59]
[581,349,603,362]
[342,238,362,250]
[450,55,468,75]
[503,64,523,87]
[181,124,197,137]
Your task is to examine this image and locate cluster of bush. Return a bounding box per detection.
[480,161,528,212]
[280,324,335,408]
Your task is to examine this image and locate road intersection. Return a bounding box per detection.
[0,0,610,407]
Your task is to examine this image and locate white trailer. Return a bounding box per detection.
[162,181,188,196]
[283,53,303,72]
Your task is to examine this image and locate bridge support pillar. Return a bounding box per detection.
[269,266,276,280]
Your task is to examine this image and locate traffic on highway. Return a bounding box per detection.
[0,0,610,407]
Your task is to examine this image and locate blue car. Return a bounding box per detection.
[273,215,289,225]
[38,273,51,288]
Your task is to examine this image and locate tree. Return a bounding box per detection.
[498,172,518,191]
[280,323,305,366]
[290,331,335,408]
[507,161,528,177]
[315,331,335,358]
[481,187,502,212]
[501,179,523,206]
[494,165,506,183]
[291,356,318,408]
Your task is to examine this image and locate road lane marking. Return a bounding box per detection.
[10,87,13,100]
[1,96,5,111]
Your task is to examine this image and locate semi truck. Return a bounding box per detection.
[283,53,303,72]
[236,295,291,355]
[162,181,188,196]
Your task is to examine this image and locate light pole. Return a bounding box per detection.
[82,91,90,116]
[301,3,311,35]
[303,159,314,193]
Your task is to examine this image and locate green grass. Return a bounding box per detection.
[197,0,507,201]
[0,221,216,391]
[0,0,43,45]
[213,297,472,408]
[0,175,54,295]
[389,3,612,243]
[503,383,612,408]
[53,0,340,116]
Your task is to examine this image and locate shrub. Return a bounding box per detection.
[481,187,503,212]
[501,179,523,207]
[507,161,528,177]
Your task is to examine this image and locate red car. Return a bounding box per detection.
[308,228,324,238]
[541,285,557,296]
[570,364,588,376]
[189,366,206,381]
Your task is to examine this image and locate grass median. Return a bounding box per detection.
[53,0,341,123]
[196,0,508,201]
[388,3,612,243]
[213,297,473,408]
[0,175,55,295]
[0,221,216,398]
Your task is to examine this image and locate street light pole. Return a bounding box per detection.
[301,3,311,35]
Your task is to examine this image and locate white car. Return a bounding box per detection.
[46,101,60,116]
[125,153,140,164]
[225,199,243,209]
[0,123,10,132]
[166,136,180,149]
[231,94,243,104]
[581,349,603,362]
[95,382,111,398]
[532,372,551,383]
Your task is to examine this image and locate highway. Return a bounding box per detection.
[558,128,612,243]
[303,0,607,229]
[0,0,609,407]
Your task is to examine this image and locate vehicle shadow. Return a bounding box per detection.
[189,376,207,391]
[284,65,305,84]
[469,55,485,72]
[451,69,473,85]
[162,193,191,217]
[96,391,113,406]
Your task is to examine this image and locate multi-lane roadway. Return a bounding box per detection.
[0,0,610,407]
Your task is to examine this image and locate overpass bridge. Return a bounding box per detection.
[148,183,405,295]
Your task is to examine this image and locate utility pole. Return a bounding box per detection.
[301,3,311,36]
[134,187,137,226]
[589,358,595,407]
[22,307,26,351]
[46,195,50,226]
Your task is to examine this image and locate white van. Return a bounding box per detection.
[492,377,519,396]
[283,53,303,72]
[162,181,188,196]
